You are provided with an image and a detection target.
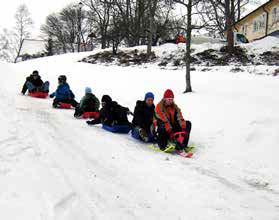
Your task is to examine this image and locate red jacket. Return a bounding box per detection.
[176,35,186,44]
[155,99,186,132]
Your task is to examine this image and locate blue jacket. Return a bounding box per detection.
[50,83,75,100]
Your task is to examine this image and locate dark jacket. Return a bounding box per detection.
[21,75,44,94]
[50,83,75,101]
[79,93,100,112]
[89,96,130,126]
[132,100,155,132]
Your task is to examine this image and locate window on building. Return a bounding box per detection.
[241,25,248,36]
[272,7,278,23]
[253,20,258,32]
[253,14,267,32]
[259,14,266,29]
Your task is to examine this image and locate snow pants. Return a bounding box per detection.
[131,126,155,143]
[26,81,49,93]
[53,98,78,108]
[157,120,192,150]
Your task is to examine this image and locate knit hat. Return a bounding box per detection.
[32,70,39,76]
[144,92,154,101]
[163,89,174,99]
[58,75,67,83]
[101,95,112,104]
[85,87,92,94]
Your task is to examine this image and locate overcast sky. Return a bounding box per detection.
[0,0,76,37]
[0,0,267,38]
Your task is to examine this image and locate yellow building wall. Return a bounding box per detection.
[232,0,279,42]
[265,1,279,35]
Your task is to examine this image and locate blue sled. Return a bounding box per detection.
[102,124,131,134]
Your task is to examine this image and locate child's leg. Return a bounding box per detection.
[42,81,49,93]
[74,106,83,117]
[52,99,59,108]
[26,82,35,92]
[183,121,192,148]
[70,99,78,108]
[156,124,169,150]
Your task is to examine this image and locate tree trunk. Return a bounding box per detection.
[147,0,158,56]
[147,0,153,56]
[184,0,193,93]
[225,0,234,54]
[101,29,107,49]
[14,38,24,63]
[135,0,141,46]
[231,0,235,24]
[237,0,241,21]
[112,40,119,55]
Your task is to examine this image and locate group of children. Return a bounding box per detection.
[22,71,192,152]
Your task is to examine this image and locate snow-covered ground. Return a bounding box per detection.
[242,36,279,54]
[81,36,279,75]
[0,46,279,220]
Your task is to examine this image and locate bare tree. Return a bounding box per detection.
[171,0,201,93]
[225,0,234,53]
[147,0,158,56]
[83,0,113,49]
[197,0,250,38]
[41,4,88,54]
[112,0,147,47]
[45,38,54,56]
[225,0,249,53]
[0,29,15,62]
[13,4,33,63]
[41,0,188,55]
[41,13,68,53]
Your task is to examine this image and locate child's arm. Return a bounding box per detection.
[49,92,56,98]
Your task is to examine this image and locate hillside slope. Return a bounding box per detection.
[0,52,278,220]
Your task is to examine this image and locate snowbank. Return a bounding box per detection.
[243,36,279,54]
[80,35,278,70]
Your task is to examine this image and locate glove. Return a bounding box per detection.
[49,94,54,98]
[150,123,157,135]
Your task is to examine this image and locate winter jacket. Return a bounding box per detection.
[79,93,100,112]
[155,99,186,133]
[132,100,155,132]
[21,75,44,94]
[89,97,130,126]
[50,83,75,101]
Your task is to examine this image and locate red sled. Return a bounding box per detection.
[28,92,48,99]
[82,112,100,119]
[175,150,193,158]
[57,103,73,109]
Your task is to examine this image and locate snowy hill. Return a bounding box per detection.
[81,36,279,74]
[0,47,279,219]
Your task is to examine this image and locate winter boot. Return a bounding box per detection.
[139,128,149,142]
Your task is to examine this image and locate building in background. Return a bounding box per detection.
[231,0,279,42]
